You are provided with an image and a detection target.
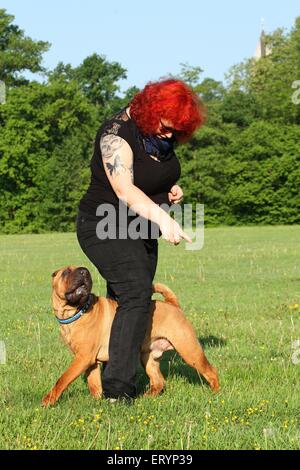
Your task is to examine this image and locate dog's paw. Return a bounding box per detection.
[89,389,102,400]
[144,386,164,397]
[210,377,220,393]
[211,383,220,393]
[41,393,57,407]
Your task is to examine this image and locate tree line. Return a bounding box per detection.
[0,8,300,233]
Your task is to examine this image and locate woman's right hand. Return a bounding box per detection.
[159,215,192,245]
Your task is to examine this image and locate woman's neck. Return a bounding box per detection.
[125,106,131,119]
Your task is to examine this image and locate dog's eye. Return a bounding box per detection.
[62,268,71,277]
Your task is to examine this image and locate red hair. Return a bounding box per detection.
[130,78,205,141]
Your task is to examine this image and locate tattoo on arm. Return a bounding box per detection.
[105,154,126,177]
[129,163,133,183]
[100,134,134,182]
[100,135,123,160]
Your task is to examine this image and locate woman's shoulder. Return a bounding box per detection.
[95,107,139,155]
[101,108,132,135]
[98,107,139,151]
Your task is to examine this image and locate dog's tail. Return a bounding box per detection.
[152,283,180,308]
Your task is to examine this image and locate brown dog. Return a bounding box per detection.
[42,266,220,406]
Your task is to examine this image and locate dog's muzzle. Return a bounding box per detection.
[65,267,92,306]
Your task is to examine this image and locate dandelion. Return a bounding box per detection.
[289,304,299,310]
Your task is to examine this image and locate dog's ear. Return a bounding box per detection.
[52,269,60,278]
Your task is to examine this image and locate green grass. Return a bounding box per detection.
[0,226,299,450]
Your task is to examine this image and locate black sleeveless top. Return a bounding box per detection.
[79,108,181,216]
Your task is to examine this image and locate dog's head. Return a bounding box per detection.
[51,266,93,313]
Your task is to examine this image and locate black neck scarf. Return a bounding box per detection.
[141,134,176,162]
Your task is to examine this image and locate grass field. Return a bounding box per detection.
[0,226,299,450]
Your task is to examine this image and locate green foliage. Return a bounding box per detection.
[224,122,300,224]
[35,134,92,232]
[0,80,96,233]
[0,9,50,86]
[177,62,203,87]
[196,78,225,103]
[178,120,300,226]
[1,9,300,232]
[177,17,300,227]
[226,23,300,124]
[48,54,127,121]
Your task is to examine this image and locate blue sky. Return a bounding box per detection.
[2,0,299,93]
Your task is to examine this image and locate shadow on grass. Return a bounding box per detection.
[200,335,227,349]
[137,335,226,394]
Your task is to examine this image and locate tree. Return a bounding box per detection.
[0,80,96,233]
[226,18,300,124]
[220,90,258,127]
[2,11,300,233]
[224,121,300,224]
[178,62,203,88]
[35,133,92,232]
[0,9,50,87]
[48,54,127,120]
[197,78,225,103]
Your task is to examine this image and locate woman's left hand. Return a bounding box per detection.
[168,185,184,204]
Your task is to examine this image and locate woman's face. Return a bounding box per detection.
[156,119,189,143]
[156,118,176,139]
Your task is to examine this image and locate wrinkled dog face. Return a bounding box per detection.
[52,266,92,307]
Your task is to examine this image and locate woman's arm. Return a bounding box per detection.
[100,134,191,244]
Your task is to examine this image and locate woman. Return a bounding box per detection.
[76,78,205,401]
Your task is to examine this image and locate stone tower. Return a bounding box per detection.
[255,20,272,59]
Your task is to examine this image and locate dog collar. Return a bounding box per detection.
[56,294,94,325]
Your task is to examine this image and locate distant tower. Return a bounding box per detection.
[255,18,271,59]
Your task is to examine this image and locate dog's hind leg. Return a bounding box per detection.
[86,363,102,399]
[185,348,220,392]
[165,323,220,392]
[42,356,92,406]
[141,351,165,396]
[175,338,220,392]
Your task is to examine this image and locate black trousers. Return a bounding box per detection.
[76,210,158,399]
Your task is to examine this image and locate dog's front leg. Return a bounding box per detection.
[42,356,91,406]
[86,363,102,399]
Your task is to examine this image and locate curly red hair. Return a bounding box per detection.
[129,78,205,141]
